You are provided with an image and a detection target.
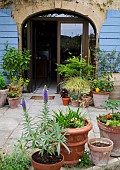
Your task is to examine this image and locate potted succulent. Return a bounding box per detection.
[60,88,70,106]
[0,76,9,107]
[70,91,79,107]
[53,107,92,166]
[91,79,113,108]
[97,99,120,156]
[21,85,70,170]
[88,137,113,166]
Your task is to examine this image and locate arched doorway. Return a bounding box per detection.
[22,10,96,92]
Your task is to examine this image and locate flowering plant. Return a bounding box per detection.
[97,100,120,126]
[21,85,69,164]
[53,107,87,128]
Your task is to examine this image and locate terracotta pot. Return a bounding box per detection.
[0,89,9,107]
[88,137,113,166]
[8,97,19,109]
[98,121,120,156]
[61,120,92,166]
[62,97,70,106]
[81,96,92,108]
[31,151,64,170]
[92,91,110,108]
[71,99,79,107]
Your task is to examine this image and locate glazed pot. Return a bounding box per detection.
[61,120,92,166]
[92,91,110,108]
[62,97,70,106]
[31,151,64,170]
[88,137,113,166]
[98,121,120,156]
[8,97,19,109]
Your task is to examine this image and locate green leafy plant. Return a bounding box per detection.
[2,42,30,82]
[70,92,79,100]
[53,107,87,128]
[57,54,94,79]
[0,76,7,90]
[21,85,70,164]
[90,79,113,92]
[0,150,30,170]
[97,99,120,126]
[7,90,19,98]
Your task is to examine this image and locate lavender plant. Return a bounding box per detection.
[21,85,69,161]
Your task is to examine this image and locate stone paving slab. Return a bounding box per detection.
[0,93,120,170]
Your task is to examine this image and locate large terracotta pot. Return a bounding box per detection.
[31,151,64,170]
[92,91,110,108]
[61,120,92,166]
[98,121,120,156]
[8,97,19,109]
[88,137,113,166]
[62,97,70,106]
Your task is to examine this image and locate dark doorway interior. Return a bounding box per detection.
[32,21,57,90]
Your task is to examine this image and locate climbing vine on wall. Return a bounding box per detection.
[89,0,113,12]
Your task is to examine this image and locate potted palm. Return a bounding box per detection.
[0,76,8,107]
[21,85,70,170]
[53,107,92,166]
[97,99,120,156]
[91,79,113,108]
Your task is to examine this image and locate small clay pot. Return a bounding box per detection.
[88,137,113,166]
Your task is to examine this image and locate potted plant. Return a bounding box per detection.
[7,90,20,109]
[97,99,120,156]
[70,91,79,107]
[0,76,9,107]
[2,42,30,91]
[88,137,113,166]
[60,88,70,106]
[21,85,70,170]
[53,107,92,166]
[91,79,113,108]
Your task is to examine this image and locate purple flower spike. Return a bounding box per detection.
[22,97,27,112]
[43,85,48,103]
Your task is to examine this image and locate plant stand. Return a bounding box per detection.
[88,137,113,166]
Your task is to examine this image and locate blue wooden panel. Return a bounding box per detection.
[107,10,120,18]
[100,46,120,52]
[99,32,120,39]
[0,38,18,44]
[103,18,120,26]
[0,44,18,50]
[0,25,18,31]
[99,39,120,46]
[0,17,17,24]
[100,26,120,33]
[0,31,18,37]
[0,9,11,16]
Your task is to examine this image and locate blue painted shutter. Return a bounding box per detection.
[0,9,18,73]
[99,10,120,72]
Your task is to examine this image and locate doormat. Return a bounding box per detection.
[30,96,55,100]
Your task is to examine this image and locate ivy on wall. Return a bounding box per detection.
[89,0,113,12]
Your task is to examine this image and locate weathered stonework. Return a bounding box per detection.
[2,0,120,49]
